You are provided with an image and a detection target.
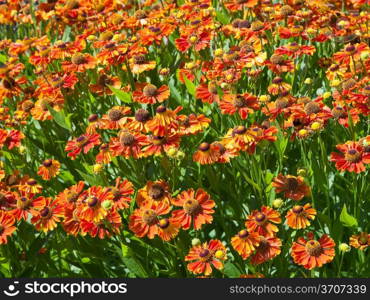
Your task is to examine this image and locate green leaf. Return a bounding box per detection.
[183,76,196,97]
[47,104,72,131]
[76,169,102,186]
[223,262,241,278]
[108,85,132,103]
[0,54,7,63]
[216,10,230,25]
[339,204,358,227]
[169,78,181,102]
[120,244,148,278]
[62,26,72,42]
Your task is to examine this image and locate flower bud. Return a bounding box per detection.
[339,243,351,253]
[272,198,284,209]
[192,238,201,246]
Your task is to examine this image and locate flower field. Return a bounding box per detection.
[0,0,369,279]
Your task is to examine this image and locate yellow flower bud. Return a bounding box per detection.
[259,95,270,103]
[93,164,103,174]
[272,198,284,209]
[87,35,97,41]
[192,238,201,246]
[214,48,224,57]
[101,200,113,210]
[339,243,351,253]
[176,151,185,160]
[310,121,322,131]
[322,91,331,99]
[18,145,26,154]
[304,78,312,84]
[215,250,226,260]
[297,168,307,177]
[331,79,341,87]
[167,147,178,157]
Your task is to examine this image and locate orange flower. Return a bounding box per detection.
[65,133,101,160]
[177,114,211,136]
[133,83,170,104]
[18,178,43,194]
[185,240,227,276]
[80,210,122,239]
[157,218,180,242]
[136,180,172,207]
[11,191,37,221]
[109,130,148,159]
[272,174,311,201]
[142,133,181,157]
[291,233,335,270]
[223,125,255,151]
[330,141,370,173]
[193,142,220,165]
[349,232,369,250]
[171,188,215,230]
[106,177,134,210]
[126,108,152,133]
[129,201,171,239]
[245,206,281,237]
[250,235,282,265]
[37,159,60,180]
[55,181,85,208]
[195,82,219,104]
[99,106,131,130]
[0,211,16,244]
[219,93,259,120]
[76,186,114,223]
[231,229,260,260]
[0,129,24,150]
[175,31,211,52]
[62,52,96,73]
[62,206,83,237]
[146,105,180,136]
[286,203,316,229]
[31,196,64,233]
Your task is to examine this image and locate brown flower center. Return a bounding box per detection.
[143,84,158,97]
[332,106,346,119]
[40,207,51,218]
[134,55,146,64]
[199,249,211,260]
[183,199,201,215]
[275,97,289,109]
[198,142,210,152]
[342,78,356,90]
[158,218,170,229]
[233,96,246,108]
[22,100,35,112]
[108,109,123,121]
[238,229,249,239]
[42,159,53,167]
[135,109,150,122]
[148,184,165,200]
[292,205,304,214]
[286,177,299,191]
[305,240,323,257]
[87,196,99,207]
[358,233,368,245]
[345,149,361,163]
[71,53,87,65]
[120,132,135,146]
[232,125,247,135]
[255,213,266,225]
[270,54,285,65]
[142,209,158,225]
[304,102,320,115]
